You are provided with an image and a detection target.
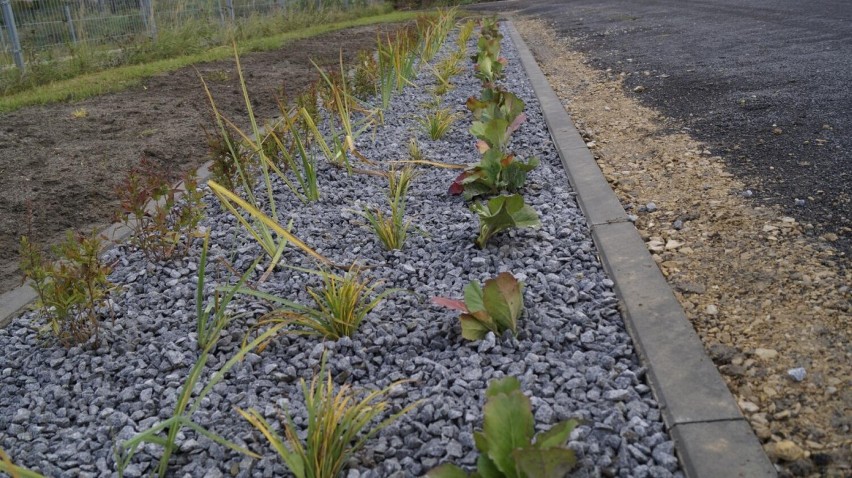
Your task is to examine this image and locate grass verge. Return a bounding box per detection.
[0,10,418,113]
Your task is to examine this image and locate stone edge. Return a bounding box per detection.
[0,161,214,329]
[504,20,776,478]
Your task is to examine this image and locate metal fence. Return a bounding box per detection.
[0,0,378,71]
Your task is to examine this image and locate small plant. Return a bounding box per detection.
[19,230,112,347]
[352,49,379,100]
[71,107,88,119]
[408,136,425,162]
[238,353,417,478]
[242,267,396,340]
[115,161,205,261]
[115,321,286,478]
[457,19,476,47]
[204,122,252,192]
[195,234,257,351]
[361,166,416,250]
[432,272,524,340]
[419,107,460,140]
[449,150,540,200]
[1,447,46,477]
[472,194,540,249]
[427,377,579,478]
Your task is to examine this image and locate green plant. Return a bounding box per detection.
[240,267,395,340]
[0,447,46,478]
[19,230,113,347]
[427,377,579,478]
[194,234,258,351]
[408,137,425,162]
[205,121,253,192]
[432,272,524,340]
[115,320,287,477]
[457,19,476,48]
[419,107,461,140]
[352,50,380,100]
[265,105,320,203]
[238,353,417,478]
[361,166,417,250]
[450,150,540,200]
[115,160,205,261]
[471,18,507,88]
[471,195,540,249]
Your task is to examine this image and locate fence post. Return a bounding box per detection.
[63,5,78,45]
[225,0,235,22]
[140,0,157,39]
[0,0,24,72]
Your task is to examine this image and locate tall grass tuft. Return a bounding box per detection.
[238,353,418,478]
[419,107,460,140]
[362,166,417,251]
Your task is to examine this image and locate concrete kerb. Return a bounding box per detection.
[0,159,215,329]
[504,20,776,477]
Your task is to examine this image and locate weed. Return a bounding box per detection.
[419,107,460,140]
[238,353,417,478]
[427,377,579,478]
[71,107,88,119]
[433,272,524,340]
[19,230,112,347]
[115,160,205,261]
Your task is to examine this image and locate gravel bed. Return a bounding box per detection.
[0,25,683,478]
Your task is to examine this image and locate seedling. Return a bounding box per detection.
[238,353,418,478]
[71,107,87,119]
[427,377,579,478]
[472,194,540,248]
[432,272,524,340]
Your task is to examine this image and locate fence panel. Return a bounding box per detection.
[0,0,380,71]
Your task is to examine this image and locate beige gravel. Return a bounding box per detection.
[514,17,851,477]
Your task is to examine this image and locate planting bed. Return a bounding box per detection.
[1,23,683,477]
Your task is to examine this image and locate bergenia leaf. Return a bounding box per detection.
[485,376,521,398]
[460,314,492,341]
[481,384,535,478]
[426,464,469,478]
[534,419,579,449]
[508,112,527,135]
[482,272,522,334]
[463,280,486,314]
[513,447,577,478]
[432,297,468,313]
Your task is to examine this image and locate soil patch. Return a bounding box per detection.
[0,24,398,295]
[515,17,851,477]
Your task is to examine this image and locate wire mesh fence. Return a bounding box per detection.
[0,0,379,70]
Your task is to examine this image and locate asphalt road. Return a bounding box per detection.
[473,0,852,260]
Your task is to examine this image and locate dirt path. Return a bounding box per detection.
[0,24,396,295]
[515,18,850,478]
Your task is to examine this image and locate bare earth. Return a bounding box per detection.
[0,25,395,295]
[515,18,851,477]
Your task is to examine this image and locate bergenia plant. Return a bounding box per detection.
[426,377,579,478]
[449,150,540,200]
[432,272,524,341]
[472,194,540,249]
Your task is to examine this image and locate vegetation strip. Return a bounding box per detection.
[503,19,776,477]
[0,11,418,113]
[2,13,683,476]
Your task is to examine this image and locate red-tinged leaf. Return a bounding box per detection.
[500,154,516,168]
[508,112,527,134]
[498,57,508,65]
[448,171,468,195]
[476,139,490,153]
[432,296,468,313]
